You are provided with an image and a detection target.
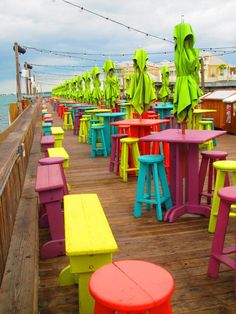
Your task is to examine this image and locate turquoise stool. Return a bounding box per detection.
[134,155,172,221]
[91,124,108,158]
[42,122,52,136]
[201,118,216,146]
[88,119,100,144]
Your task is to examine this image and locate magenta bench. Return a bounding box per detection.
[35,164,65,258]
[40,135,55,157]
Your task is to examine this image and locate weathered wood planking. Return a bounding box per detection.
[0,99,42,313]
[38,110,236,314]
[0,100,40,283]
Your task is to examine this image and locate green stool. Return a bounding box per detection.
[199,121,214,150]
[63,112,74,130]
[91,124,107,158]
[208,160,236,233]
[202,118,216,146]
[120,137,140,182]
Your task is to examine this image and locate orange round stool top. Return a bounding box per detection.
[89,260,174,313]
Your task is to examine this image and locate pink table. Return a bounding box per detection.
[111,118,169,154]
[140,129,227,222]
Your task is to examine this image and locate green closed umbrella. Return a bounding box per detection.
[83,72,91,103]
[130,49,156,115]
[91,66,102,105]
[125,73,132,100]
[158,66,171,104]
[76,75,83,102]
[173,22,203,125]
[103,59,120,108]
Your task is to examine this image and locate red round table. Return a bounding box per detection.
[89,260,174,313]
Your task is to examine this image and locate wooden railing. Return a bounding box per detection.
[0,98,40,283]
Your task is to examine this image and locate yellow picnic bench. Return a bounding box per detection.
[47,147,69,169]
[50,126,64,147]
[59,194,118,314]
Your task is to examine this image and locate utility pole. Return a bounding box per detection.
[13,42,26,112]
[200,57,205,94]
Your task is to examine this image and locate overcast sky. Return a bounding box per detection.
[1,0,236,93]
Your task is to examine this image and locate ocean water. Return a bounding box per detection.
[0,94,17,132]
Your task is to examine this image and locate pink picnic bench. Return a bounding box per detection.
[40,135,55,157]
[35,164,65,258]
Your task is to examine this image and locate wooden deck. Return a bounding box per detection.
[38,110,236,313]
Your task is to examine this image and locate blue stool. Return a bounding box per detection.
[91,124,108,158]
[201,118,216,146]
[88,119,100,144]
[134,155,172,221]
[42,122,52,136]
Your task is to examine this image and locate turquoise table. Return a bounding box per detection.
[153,103,173,130]
[96,112,126,155]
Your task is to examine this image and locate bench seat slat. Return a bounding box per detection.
[35,164,64,192]
[64,194,118,256]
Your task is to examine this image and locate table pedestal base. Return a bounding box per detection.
[164,204,210,222]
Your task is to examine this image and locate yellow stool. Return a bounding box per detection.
[198,121,214,150]
[51,127,64,148]
[78,117,90,143]
[208,160,236,233]
[48,147,70,169]
[63,112,74,130]
[120,137,140,182]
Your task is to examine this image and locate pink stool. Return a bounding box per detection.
[89,260,174,314]
[73,112,83,135]
[40,135,55,157]
[109,133,128,175]
[199,150,228,204]
[35,164,65,258]
[208,186,236,296]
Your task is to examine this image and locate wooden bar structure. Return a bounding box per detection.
[0,100,236,313]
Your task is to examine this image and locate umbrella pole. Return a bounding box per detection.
[181,120,186,135]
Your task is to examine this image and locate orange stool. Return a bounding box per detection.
[89,260,174,314]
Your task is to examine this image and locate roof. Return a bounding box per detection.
[201,90,236,100]
[223,94,236,103]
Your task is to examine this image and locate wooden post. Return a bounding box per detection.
[200,57,205,94]
[14,42,22,109]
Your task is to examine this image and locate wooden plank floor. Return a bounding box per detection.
[38,111,236,313]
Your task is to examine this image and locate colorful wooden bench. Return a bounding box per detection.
[51,126,64,147]
[59,194,118,314]
[40,135,55,157]
[47,147,69,169]
[35,164,65,258]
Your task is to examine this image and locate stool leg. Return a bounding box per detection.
[109,138,116,172]
[101,129,108,157]
[146,165,151,211]
[79,273,95,314]
[208,170,225,233]
[153,163,163,221]
[159,163,173,210]
[94,302,112,314]
[208,200,230,278]
[207,159,214,204]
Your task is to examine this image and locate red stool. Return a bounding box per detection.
[199,150,228,204]
[208,186,236,297]
[57,104,64,118]
[89,260,174,314]
[118,124,131,137]
[109,133,128,175]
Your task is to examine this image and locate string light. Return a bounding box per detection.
[60,0,174,43]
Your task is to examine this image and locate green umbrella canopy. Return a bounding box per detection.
[173,22,203,122]
[91,66,102,105]
[103,59,120,108]
[83,71,91,103]
[76,75,83,101]
[158,66,171,103]
[125,73,132,99]
[130,49,156,115]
